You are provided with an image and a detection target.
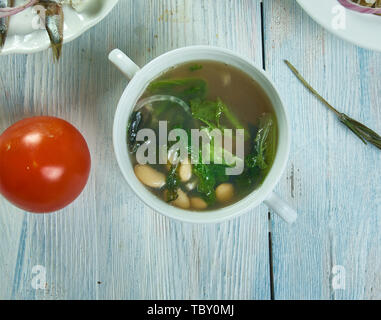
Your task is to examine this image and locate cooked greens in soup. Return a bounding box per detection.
[128,61,278,211]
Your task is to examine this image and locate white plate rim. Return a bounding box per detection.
[0,0,119,55]
[297,0,381,52]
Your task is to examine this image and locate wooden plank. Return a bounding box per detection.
[1,30,99,301]
[0,0,271,300]
[94,0,270,300]
[263,0,381,299]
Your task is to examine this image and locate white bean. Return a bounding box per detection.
[134,165,166,189]
[190,197,208,210]
[179,158,192,182]
[185,177,198,191]
[222,72,231,87]
[216,183,234,203]
[171,189,190,209]
[167,148,179,165]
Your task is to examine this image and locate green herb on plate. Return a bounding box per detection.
[285,60,381,150]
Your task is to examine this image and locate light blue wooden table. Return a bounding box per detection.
[0,0,380,300]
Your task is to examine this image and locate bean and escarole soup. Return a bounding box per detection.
[127,61,278,211]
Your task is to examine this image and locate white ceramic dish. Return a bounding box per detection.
[297,0,381,52]
[0,0,118,55]
[109,46,298,224]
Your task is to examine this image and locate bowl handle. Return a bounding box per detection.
[264,192,297,224]
[108,49,140,79]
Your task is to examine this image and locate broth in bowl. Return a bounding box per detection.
[127,61,278,211]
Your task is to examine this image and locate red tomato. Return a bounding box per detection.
[0,117,91,213]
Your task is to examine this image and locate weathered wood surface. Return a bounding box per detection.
[264,0,381,300]
[0,0,380,300]
[0,0,270,300]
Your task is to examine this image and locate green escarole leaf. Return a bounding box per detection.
[148,78,207,103]
[166,164,180,202]
[189,64,203,72]
[220,99,246,131]
[232,113,277,193]
[193,162,229,205]
[190,97,246,132]
[246,113,276,171]
[190,98,224,129]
